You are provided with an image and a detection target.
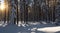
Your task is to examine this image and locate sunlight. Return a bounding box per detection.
[0,0,5,11]
[0,3,5,11]
[37,26,60,32]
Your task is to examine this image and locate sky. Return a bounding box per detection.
[0,0,4,4]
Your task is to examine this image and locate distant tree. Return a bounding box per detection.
[55,0,60,25]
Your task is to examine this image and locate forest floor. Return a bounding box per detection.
[0,21,60,33]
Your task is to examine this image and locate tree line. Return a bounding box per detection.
[0,0,60,24]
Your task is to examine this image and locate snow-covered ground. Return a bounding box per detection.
[0,21,60,33]
[37,26,60,33]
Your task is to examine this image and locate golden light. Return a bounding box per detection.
[0,3,5,10]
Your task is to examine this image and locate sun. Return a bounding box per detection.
[0,3,5,10]
[0,0,5,11]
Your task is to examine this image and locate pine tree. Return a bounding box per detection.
[10,0,17,24]
[55,0,60,25]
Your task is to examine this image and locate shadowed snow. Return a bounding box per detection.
[0,21,60,33]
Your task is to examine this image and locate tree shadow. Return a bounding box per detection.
[0,21,59,33]
[0,23,48,33]
[55,31,60,33]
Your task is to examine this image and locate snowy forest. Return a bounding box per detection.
[0,0,59,25]
[0,0,60,33]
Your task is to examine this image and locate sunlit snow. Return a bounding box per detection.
[37,26,60,32]
[0,21,60,33]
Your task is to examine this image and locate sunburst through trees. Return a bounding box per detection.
[0,0,60,25]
